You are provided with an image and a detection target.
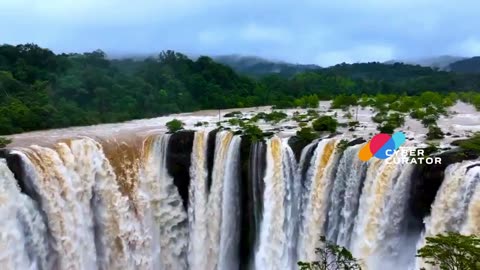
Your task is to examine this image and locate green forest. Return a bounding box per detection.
[1,43,480,135]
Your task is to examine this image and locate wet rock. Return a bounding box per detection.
[0,149,8,159]
[224,111,242,117]
[206,129,218,193]
[239,136,266,269]
[262,131,275,138]
[167,130,195,210]
[288,136,310,162]
[347,138,366,147]
[327,132,342,138]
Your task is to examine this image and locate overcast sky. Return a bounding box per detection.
[1,0,480,66]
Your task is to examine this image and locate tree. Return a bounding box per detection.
[331,95,357,109]
[426,125,445,140]
[312,116,338,133]
[298,236,362,270]
[166,119,184,133]
[0,136,11,148]
[416,232,480,270]
[3,42,480,137]
[421,114,439,128]
[295,94,320,108]
[377,122,396,134]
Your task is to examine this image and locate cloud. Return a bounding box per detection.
[315,44,395,66]
[1,0,480,65]
[457,38,480,56]
[239,24,292,43]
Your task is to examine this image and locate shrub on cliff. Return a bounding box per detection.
[426,125,445,140]
[242,124,264,142]
[377,122,396,134]
[312,116,338,133]
[454,133,480,154]
[166,119,184,133]
[296,127,319,144]
[0,137,11,148]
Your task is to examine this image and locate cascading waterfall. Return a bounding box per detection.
[250,141,266,248]
[188,131,210,269]
[0,129,478,270]
[326,144,368,248]
[375,162,418,269]
[14,138,151,270]
[297,139,340,262]
[218,135,241,270]
[351,158,399,257]
[188,131,242,270]
[255,137,297,270]
[0,159,49,270]
[462,166,480,235]
[416,160,480,269]
[142,134,188,270]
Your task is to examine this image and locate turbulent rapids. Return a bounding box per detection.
[0,129,479,270]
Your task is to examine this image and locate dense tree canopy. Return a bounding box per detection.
[1,43,480,135]
[417,232,480,270]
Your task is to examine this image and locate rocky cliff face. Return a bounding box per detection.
[166,130,195,210]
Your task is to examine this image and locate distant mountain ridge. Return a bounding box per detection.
[213,55,321,78]
[384,55,466,70]
[448,56,480,73]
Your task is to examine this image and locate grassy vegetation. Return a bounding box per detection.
[0,137,11,148]
[455,133,480,154]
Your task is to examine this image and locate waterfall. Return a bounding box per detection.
[250,141,266,249]
[188,131,210,269]
[416,160,480,269]
[297,139,340,262]
[218,135,241,270]
[375,163,419,270]
[462,166,480,235]
[326,144,368,248]
[188,131,242,270]
[142,134,188,270]
[423,161,480,236]
[14,138,151,270]
[1,129,478,270]
[0,159,49,270]
[243,140,266,269]
[351,158,400,259]
[255,137,297,270]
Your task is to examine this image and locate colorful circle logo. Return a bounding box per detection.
[359,132,406,161]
